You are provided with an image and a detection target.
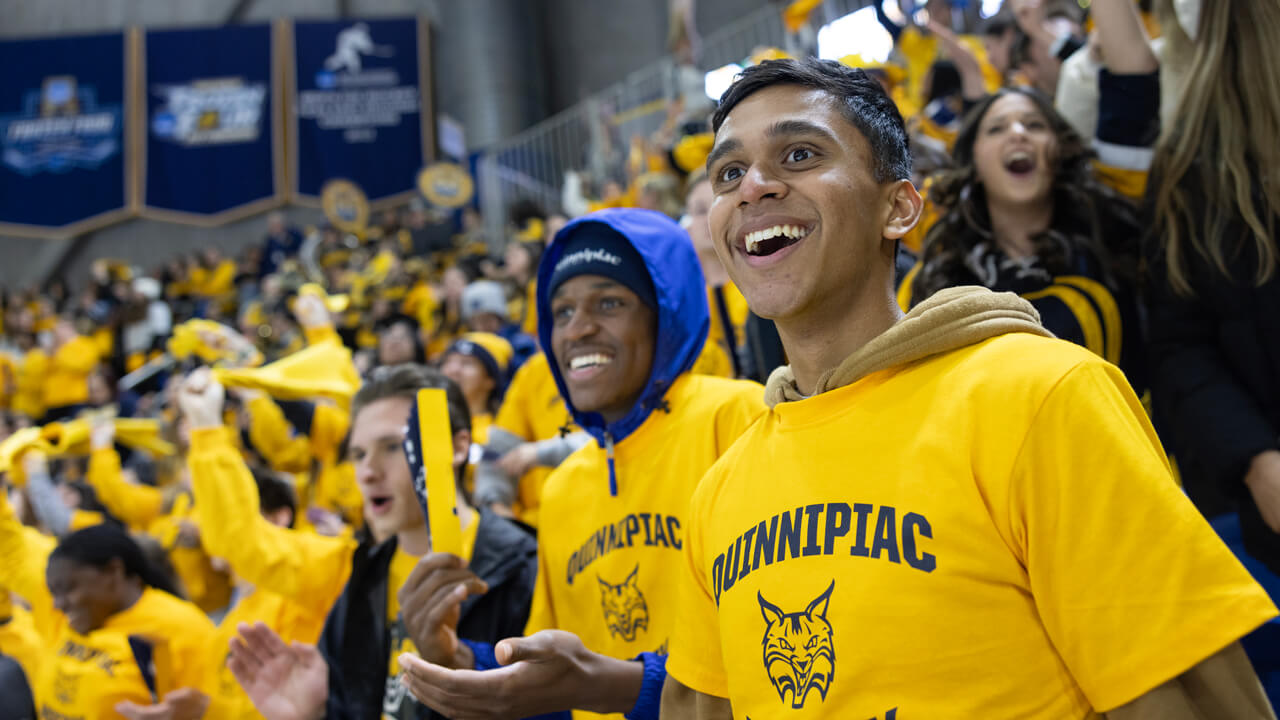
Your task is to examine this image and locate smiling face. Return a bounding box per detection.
[550,275,656,424]
[46,556,125,635]
[971,93,1057,210]
[348,396,424,542]
[706,84,903,324]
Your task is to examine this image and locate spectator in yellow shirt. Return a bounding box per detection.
[440,332,515,446]
[12,334,47,422]
[43,318,100,422]
[0,490,218,720]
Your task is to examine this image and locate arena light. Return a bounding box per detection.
[705,63,743,102]
[816,7,893,64]
[980,0,1005,18]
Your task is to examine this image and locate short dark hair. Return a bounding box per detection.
[350,363,472,491]
[711,57,911,183]
[253,469,297,527]
[50,524,183,598]
[351,363,472,439]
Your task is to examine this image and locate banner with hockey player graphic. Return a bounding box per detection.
[288,17,433,207]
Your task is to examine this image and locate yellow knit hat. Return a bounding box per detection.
[447,332,515,386]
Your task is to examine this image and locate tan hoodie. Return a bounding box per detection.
[764,286,1052,407]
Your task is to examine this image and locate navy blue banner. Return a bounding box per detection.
[0,32,131,237]
[142,24,283,223]
[289,18,432,204]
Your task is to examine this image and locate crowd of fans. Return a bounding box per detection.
[1,0,1279,717]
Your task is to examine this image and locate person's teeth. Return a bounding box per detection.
[745,224,809,253]
[570,354,612,370]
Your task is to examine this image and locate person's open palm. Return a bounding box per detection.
[227,622,328,720]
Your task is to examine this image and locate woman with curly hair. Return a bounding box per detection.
[901,86,1149,387]
[900,0,1160,391]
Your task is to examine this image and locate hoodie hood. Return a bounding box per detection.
[765,286,1052,406]
[538,208,709,472]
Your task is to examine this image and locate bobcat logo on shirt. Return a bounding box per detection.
[597,565,649,641]
[759,581,835,709]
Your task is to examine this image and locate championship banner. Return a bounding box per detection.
[287,17,433,207]
[0,32,133,238]
[140,24,284,224]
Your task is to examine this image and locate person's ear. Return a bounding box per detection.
[451,429,472,471]
[882,179,924,243]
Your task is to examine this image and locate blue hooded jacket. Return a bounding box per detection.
[537,208,709,496]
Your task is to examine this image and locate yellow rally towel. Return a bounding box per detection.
[0,427,52,483]
[213,337,361,409]
[765,286,1053,407]
[782,0,823,32]
[168,319,263,367]
[673,133,714,174]
[0,418,175,478]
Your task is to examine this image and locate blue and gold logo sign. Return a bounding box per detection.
[1,75,121,175]
[417,163,473,208]
[321,178,369,233]
[151,77,265,147]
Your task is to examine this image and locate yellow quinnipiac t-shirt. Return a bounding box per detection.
[525,373,764,720]
[667,333,1278,720]
[35,587,216,720]
[0,592,43,695]
[493,352,577,525]
[383,519,480,720]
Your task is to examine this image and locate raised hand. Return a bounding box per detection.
[227,622,328,720]
[177,368,225,430]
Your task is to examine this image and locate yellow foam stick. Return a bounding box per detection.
[416,389,462,556]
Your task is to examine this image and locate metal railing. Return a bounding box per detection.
[477,0,875,246]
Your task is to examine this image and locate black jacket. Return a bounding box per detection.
[0,653,34,720]
[317,509,539,720]
[1145,227,1280,573]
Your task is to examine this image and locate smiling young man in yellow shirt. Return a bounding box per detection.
[660,57,1278,720]
[396,208,765,720]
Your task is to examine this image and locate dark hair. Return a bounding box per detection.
[350,364,472,487]
[1010,28,1034,70]
[50,524,182,597]
[925,60,962,104]
[711,57,911,183]
[982,16,1014,37]
[375,313,427,365]
[63,481,119,524]
[253,470,297,528]
[911,87,1140,302]
[352,363,471,439]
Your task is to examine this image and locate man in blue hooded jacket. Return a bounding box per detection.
[397,208,766,719]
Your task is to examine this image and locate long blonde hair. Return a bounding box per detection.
[1150,0,1280,295]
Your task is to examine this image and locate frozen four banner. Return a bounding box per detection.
[0,32,132,238]
[289,17,433,205]
[141,24,284,223]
